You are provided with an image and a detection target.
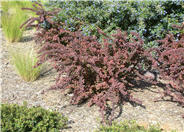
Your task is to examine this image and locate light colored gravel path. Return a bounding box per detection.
[1,29,184,132]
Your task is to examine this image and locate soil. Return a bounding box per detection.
[1,29,184,132]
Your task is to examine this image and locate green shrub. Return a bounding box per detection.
[1,103,68,132]
[96,120,163,132]
[9,48,42,82]
[44,0,183,48]
[1,0,34,43]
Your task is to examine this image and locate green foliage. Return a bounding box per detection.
[1,0,34,43]
[9,48,42,82]
[96,120,163,132]
[45,0,184,47]
[1,103,68,132]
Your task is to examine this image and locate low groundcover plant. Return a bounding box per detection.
[96,120,163,132]
[9,48,42,82]
[1,103,68,132]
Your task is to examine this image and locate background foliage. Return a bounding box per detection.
[44,0,184,48]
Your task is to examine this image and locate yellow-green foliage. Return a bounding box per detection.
[1,0,34,43]
[1,0,34,14]
[9,48,42,82]
[1,11,27,43]
[96,120,164,132]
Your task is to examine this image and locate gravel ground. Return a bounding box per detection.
[1,29,184,132]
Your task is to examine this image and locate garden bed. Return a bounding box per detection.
[1,29,184,131]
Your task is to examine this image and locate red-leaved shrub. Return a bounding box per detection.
[151,23,184,107]
[20,2,165,123]
[38,29,155,123]
[20,2,68,45]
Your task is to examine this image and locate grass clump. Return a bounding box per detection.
[1,103,68,132]
[9,48,42,82]
[96,120,163,132]
[1,0,33,13]
[1,0,34,43]
[1,12,27,43]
